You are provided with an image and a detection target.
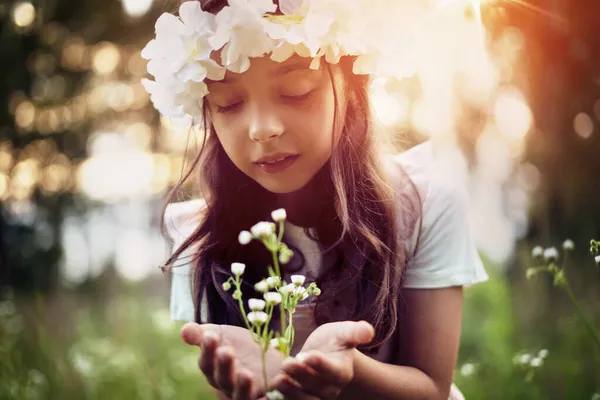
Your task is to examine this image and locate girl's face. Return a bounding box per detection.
[206,56,345,194]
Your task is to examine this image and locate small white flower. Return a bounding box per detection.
[460,363,475,377]
[538,349,549,359]
[529,357,543,368]
[266,276,280,288]
[231,262,246,276]
[248,298,266,311]
[251,221,275,238]
[278,284,292,295]
[295,286,309,300]
[271,208,287,222]
[595,255,600,266]
[270,338,280,348]
[254,280,269,293]
[238,230,252,245]
[562,239,575,251]
[291,275,306,286]
[518,354,531,365]
[531,246,544,259]
[248,311,268,326]
[543,247,559,263]
[264,292,282,305]
[266,389,285,400]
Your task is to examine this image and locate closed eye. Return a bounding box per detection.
[281,90,315,102]
[216,101,243,113]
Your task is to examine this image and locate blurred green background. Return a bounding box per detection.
[1,0,599,398]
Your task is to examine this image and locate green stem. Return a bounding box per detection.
[261,345,268,392]
[234,278,251,331]
[287,310,294,357]
[562,280,600,352]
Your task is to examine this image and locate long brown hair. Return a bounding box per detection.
[161,0,420,350]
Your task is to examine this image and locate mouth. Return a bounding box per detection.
[254,154,299,173]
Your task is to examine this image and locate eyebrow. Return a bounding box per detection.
[207,61,313,85]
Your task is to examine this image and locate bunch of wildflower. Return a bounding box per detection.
[527,239,600,353]
[141,0,403,125]
[512,349,549,382]
[221,208,320,397]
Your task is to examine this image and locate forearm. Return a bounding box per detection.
[337,349,449,400]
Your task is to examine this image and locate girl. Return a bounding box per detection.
[148,0,489,399]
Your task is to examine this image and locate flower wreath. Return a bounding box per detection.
[141,0,402,125]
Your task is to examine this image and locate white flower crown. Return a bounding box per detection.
[141,0,400,125]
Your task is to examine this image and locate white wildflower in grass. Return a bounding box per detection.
[291,275,306,286]
[592,393,600,400]
[271,208,287,222]
[238,230,252,245]
[264,292,282,305]
[254,280,269,293]
[231,262,246,276]
[538,349,549,359]
[460,363,476,377]
[248,311,268,326]
[531,246,544,260]
[529,357,543,368]
[543,247,559,263]
[251,221,276,238]
[562,239,575,251]
[266,276,280,288]
[595,255,600,266]
[266,389,286,400]
[248,299,266,312]
[517,354,531,365]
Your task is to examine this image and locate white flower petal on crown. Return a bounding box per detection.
[309,56,321,70]
[279,0,305,15]
[353,53,378,75]
[203,58,227,81]
[248,0,278,14]
[155,12,188,36]
[179,1,215,35]
[178,63,207,82]
[270,42,296,63]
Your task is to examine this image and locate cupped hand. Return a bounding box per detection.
[181,323,286,400]
[269,320,375,400]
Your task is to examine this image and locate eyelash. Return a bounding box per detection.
[215,90,315,114]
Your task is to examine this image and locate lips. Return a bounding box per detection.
[254,153,299,174]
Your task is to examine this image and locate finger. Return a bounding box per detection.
[214,346,236,396]
[198,332,220,388]
[181,322,222,346]
[336,321,375,348]
[271,374,317,400]
[294,351,348,388]
[280,358,339,399]
[232,368,254,400]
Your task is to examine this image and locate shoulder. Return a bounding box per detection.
[385,141,488,288]
[164,199,207,245]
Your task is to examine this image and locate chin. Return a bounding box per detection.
[254,174,314,194]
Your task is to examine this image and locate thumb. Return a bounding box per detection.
[338,320,375,348]
[180,322,222,346]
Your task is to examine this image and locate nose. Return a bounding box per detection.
[248,104,285,143]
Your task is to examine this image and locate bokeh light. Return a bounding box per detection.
[12,2,35,28]
[574,112,594,139]
[92,42,121,76]
[121,0,154,18]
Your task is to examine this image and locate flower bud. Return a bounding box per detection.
[251,221,275,238]
[291,275,305,286]
[238,230,252,245]
[254,280,269,293]
[531,246,544,260]
[312,287,321,296]
[266,276,280,288]
[248,298,266,311]
[543,247,559,264]
[231,262,246,276]
[233,290,242,300]
[526,268,538,280]
[562,239,575,251]
[222,282,231,291]
[279,251,292,264]
[271,208,287,222]
[264,292,282,305]
[248,311,268,326]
